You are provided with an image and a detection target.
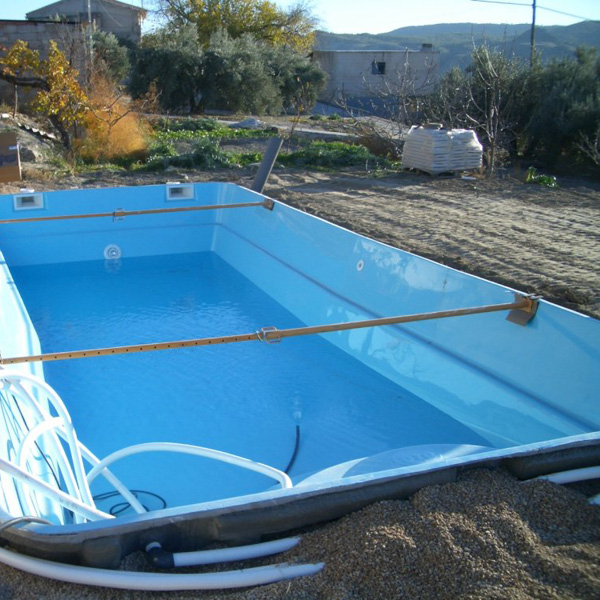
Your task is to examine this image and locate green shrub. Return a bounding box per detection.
[130,25,326,116]
[146,137,232,170]
[230,151,263,166]
[156,117,225,133]
[151,124,274,145]
[524,166,559,187]
[278,141,382,168]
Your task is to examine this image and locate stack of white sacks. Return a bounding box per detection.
[402,125,483,175]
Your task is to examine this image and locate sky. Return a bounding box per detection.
[2,0,600,34]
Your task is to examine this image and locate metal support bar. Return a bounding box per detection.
[0,295,536,366]
[252,137,284,194]
[0,200,273,225]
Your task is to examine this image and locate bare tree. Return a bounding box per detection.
[330,51,440,158]
[576,125,600,166]
[422,44,527,177]
[463,45,523,177]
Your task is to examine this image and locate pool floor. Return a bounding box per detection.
[12,252,488,510]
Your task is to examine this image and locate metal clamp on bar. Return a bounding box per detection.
[262,198,275,211]
[113,208,125,222]
[506,293,540,326]
[257,326,282,343]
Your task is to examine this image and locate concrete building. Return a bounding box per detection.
[0,19,82,58]
[313,45,439,112]
[0,19,85,104]
[1,1,146,102]
[26,0,146,43]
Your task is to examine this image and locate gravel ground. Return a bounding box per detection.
[0,164,598,599]
[0,470,598,599]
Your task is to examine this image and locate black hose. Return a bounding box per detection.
[92,490,167,516]
[284,425,300,474]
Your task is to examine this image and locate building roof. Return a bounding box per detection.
[313,47,438,54]
[26,0,146,19]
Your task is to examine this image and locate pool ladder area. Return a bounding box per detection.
[0,369,323,590]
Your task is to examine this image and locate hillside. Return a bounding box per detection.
[314,21,600,72]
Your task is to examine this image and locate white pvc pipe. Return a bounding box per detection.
[170,536,301,567]
[4,378,88,522]
[16,417,81,520]
[3,371,95,509]
[0,456,112,522]
[0,546,324,591]
[77,443,147,515]
[535,466,600,485]
[17,418,66,473]
[86,442,293,489]
[15,414,147,516]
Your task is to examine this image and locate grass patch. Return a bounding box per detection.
[278,141,391,169]
[72,117,395,173]
[153,117,275,144]
[146,137,233,171]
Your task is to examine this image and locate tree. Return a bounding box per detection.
[520,46,600,165]
[156,0,316,52]
[0,40,88,148]
[129,26,325,115]
[424,67,471,128]
[464,45,526,176]
[0,40,42,116]
[423,44,527,176]
[91,31,131,84]
[199,31,284,114]
[266,44,326,113]
[129,24,204,113]
[77,72,150,163]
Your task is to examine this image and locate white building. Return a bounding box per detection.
[313,45,439,110]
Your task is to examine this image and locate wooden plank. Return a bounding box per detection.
[0,132,21,184]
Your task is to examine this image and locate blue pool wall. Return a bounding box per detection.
[0,253,43,380]
[213,187,599,446]
[0,182,598,450]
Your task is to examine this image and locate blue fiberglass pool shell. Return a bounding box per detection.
[0,182,598,569]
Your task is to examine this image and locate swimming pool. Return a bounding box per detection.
[0,182,598,576]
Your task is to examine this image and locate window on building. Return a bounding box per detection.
[371,61,386,75]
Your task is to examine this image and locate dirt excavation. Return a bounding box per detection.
[0,164,598,598]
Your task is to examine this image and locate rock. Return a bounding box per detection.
[18,145,38,162]
[230,117,263,130]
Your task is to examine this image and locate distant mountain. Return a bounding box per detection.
[382,23,529,38]
[314,21,600,72]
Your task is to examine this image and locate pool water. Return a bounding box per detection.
[12,252,488,509]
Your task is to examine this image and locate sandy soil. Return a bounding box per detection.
[266,169,600,319]
[0,165,598,598]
